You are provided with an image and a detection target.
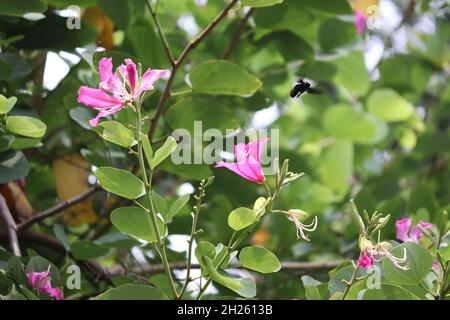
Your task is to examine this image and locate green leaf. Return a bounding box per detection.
[53,225,70,252]
[228,207,257,231]
[0,95,17,114]
[168,194,190,220]
[367,89,415,122]
[189,60,262,96]
[98,0,130,29]
[69,107,94,130]
[165,97,239,134]
[242,0,284,8]
[0,151,29,184]
[151,191,169,220]
[319,18,357,52]
[71,241,109,260]
[362,284,416,300]
[140,133,153,167]
[7,256,27,285]
[110,206,164,243]
[202,256,256,298]
[0,0,47,17]
[195,241,216,271]
[97,120,135,148]
[239,246,281,273]
[301,275,328,300]
[6,116,47,138]
[95,167,145,199]
[96,284,168,300]
[383,242,434,285]
[331,51,370,96]
[150,136,177,169]
[323,105,387,144]
[319,140,353,199]
[10,137,42,150]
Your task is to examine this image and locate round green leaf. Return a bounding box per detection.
[95,167,145,199]
[228,207,257,231]
[189,60,262,96]
[97,120,135,148]
[382,242,434,285]
[362,284,416,300]
[319,18,357,52]
[110,206,164,243]
[367,88,415,122]
[323,105,387,144]
[239,246,281,273]
[96,284,168,300]
[202,256,256,298]
[0,95,17,114]
[6,116,47,138]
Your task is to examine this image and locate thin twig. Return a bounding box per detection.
[17,185,100,231]
[146,0,176,66]
[223,8,254,59]
[0,194,21,256]
[147,0,239,140]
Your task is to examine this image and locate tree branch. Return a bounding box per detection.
[146,0,176,66]
[0,229,113,286]
[0,194,21,256]
[17,185,100,231]
[109,260,342,275]
[223,8,254,59]
[147,0,239,140]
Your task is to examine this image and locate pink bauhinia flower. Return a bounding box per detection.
[396,218,432,243]
[354,10,367,35]
[358,249,376,269]
[26,270,63,300]
[215,138,269,183]
[77,57,166,126]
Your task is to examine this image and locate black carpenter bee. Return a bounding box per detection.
[290,79,322,98]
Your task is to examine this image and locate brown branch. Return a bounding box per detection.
[147,0,239,140]
[0,229,113,286]
[0,194,21,256]
[146,0,176,66]
[223,8,254,59]
[17,185,100,231]
[109,260,342,275]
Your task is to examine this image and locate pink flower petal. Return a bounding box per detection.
[396,218,412,242]
[78,86,123,109]
[88,104,124,127]
[215,162,259,182]
[98,57,113,83]
[124,58,138,95]
[354,10,367,35]
[138,69,166,95]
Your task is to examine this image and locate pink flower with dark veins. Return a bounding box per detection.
[215,138,269,183]
[26,270,63,300]
[78,57,166,126]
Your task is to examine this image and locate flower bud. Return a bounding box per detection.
[359,235,373,251]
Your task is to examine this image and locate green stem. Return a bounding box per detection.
[178,183,205,299]
[135,104,178,298]
[341,262,360,300]
[196,181,274,300]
